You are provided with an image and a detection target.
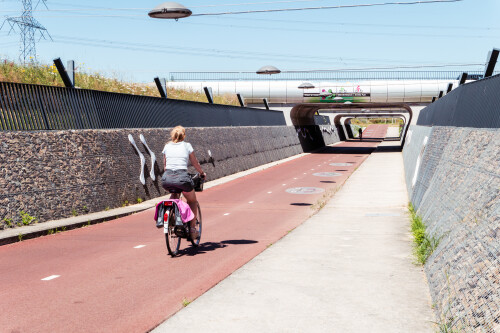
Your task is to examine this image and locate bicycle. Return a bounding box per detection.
[155,173,204,257]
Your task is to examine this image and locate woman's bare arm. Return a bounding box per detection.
[189,152,206,177]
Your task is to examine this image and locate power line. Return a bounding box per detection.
[1,0,463,14]
[214,15,500,31]
[43,34,483,71]
[176,21,498,39]
[191,0,463,16]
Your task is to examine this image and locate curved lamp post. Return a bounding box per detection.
[149,2,192,19]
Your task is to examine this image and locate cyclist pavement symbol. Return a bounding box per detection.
[286,187,325,194]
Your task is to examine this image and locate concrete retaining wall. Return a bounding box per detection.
[403,125,500,331]
[0,125,340,228]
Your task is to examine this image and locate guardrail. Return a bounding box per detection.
[0,81,285,131]
[168,70,494,82]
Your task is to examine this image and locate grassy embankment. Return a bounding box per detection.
[351,117,404,127]
[0,60,238,105]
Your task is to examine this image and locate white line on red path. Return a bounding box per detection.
[248,201,254,204]
[134,245,146,249]
[224,213,230,216]
[41,275,60,281]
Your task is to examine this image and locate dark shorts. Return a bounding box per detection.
[161,169,194,193]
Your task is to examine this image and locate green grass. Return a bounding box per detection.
[182,298,191,307]
[351,118,404,126]
[408,203,441,265]
[0,59,238,105]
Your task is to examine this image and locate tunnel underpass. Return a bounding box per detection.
[289,102,413,148]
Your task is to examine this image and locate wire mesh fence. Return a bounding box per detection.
[0,81,285,131]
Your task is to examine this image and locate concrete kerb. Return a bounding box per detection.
[0,149,328,246]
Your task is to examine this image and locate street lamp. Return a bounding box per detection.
[149,2,192,19]
[298,82,315,89]
[256,65,281,75]
[257,65,280,108]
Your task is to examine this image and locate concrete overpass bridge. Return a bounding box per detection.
[166,70,481,128]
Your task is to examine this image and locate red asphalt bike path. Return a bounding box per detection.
[0,125,389,333]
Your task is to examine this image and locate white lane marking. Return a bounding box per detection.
[293,178,297,180]
[224,213,230,216]
[134,245,146,249]
[248,201,254,204]
[282,184,286,186]
[267,191,272,194]
[41,275,60,281]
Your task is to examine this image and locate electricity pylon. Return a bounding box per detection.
[1,0,52,63]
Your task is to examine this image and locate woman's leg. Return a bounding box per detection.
[182,190,198,230]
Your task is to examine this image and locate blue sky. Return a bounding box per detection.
[1,0,499,83]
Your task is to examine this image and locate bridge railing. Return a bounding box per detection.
[168,70,495,82]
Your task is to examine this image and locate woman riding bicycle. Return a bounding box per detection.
[161,126,206,240]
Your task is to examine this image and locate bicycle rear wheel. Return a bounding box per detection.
[190,202,202,247]
[165,208,181,257]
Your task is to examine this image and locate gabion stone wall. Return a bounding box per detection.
[2,126,332,226]
[403,125,500,332]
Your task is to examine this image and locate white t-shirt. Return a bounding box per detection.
[162,141,194,170]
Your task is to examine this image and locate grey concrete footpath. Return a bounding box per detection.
[152,141,435,333]
[0,153,309,245]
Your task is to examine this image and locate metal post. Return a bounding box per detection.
[484,48,499,78]
[236,93,245,107]
[446,83,453,93]
[438,91,443,99]
[154,77,167,98]
[432,97,436,103]
[67,60,75,87]
[459,72,468,85]
[53,58,74,88]
[203,86,214,104]
[263,98,270,110]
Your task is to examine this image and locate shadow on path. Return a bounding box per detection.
[175,239,258,257]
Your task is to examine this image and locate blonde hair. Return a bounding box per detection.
[170,125,186,143]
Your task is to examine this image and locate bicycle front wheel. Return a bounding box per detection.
[165,209,181,257]
[190,202,202,247]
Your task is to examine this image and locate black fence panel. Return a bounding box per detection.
[0,81,285,131]
[417,74,500,128]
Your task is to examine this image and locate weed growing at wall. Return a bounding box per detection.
[1,218,14,230]
[0,211,37,230]
[408,203,441,265]
[19,211,37,226]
